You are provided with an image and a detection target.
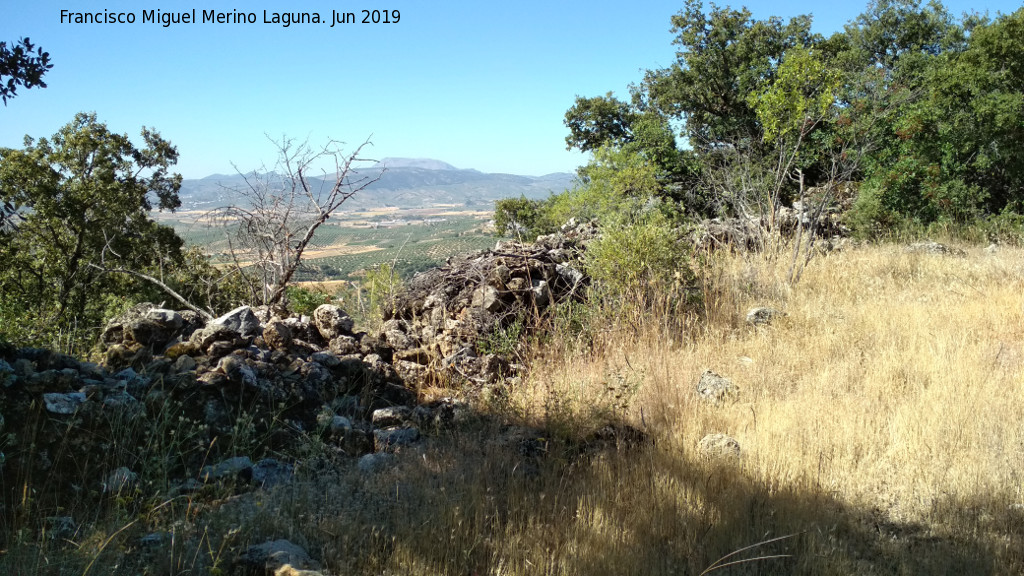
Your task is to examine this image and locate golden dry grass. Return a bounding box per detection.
[493,241,1024,574]
[8,242,1024,575]
[186,241,1024,575]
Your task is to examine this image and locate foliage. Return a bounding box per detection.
[564,92,637,153]
[558,0,1024,233]
[364,262,404,319]
[285,285,334,316]
[750,47,841,146]
[495,145,674,240]
[640,0,818,154]
[584,212,696,312]
[0,113,193,349]
[0,37,51,105]
[477,316,526,357]
[848,7,1024,229]
[493,196,550,239]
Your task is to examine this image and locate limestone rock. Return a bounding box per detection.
[374,426,420,451]
[103,467,139,493]
[237,539,320,574]
[313,304,354,340]
[698,433,740,459]
[905,241,967,257]
[200,456,253,482]
[696,370,737,403]
[746,307,785,326]
[43,392,86,415]
[372,406,412,428]
[252,458,294,490]
[263,320,293,351]
[358,452,397,473]
[211,305,262,338]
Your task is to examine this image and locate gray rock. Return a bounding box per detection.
[472,285,503,312]
[145,308,183,328]
[556,263,585,286]
[313,304,354,340]
[905,241,967,257]
[374,426,420,451]
[696,370,737,403]
[103,467,139,493]
[358,452,397,473]
[139,532,169,547]
[218,355,258,388]
[0,359,14,387]
[237,539,320,574]
[174,354,197,373]
[310,351,340,368]
[200,456,253,482]
[263,320,293,351]
[44,516,77,541]
[211,305,262,338]
[103,391,143,414]
[329,415,353,433]
[531,279,551,307]
[384,329,412,349]
[372,406,412,427]
[329,335,359,355]
[14,357,37,377]
[746,307,785,326]
[252,458,294,490]
[698,433,741,459]
[43,392,86,415]
[189,324,240,351]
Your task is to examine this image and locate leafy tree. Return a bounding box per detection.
[0,37,52,105]
[493,195,547,238]
[640,0,818,153]
[850,6,1023,226]
[564,92,637,153]
[0,113,186,344]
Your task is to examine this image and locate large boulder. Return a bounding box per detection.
[313,305,355,340]
[100,303,190,350]
[210,306,262,338]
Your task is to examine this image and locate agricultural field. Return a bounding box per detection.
[155,209,504,281]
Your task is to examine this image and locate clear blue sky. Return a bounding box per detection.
[2,0,1019,178]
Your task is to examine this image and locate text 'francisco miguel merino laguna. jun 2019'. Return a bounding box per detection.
[59,8,401,27]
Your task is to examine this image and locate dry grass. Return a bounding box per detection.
[215,242,1024,575]
[493,241,1024,574]
[7,241,1024,575]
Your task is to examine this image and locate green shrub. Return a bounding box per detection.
[286,285,333,316]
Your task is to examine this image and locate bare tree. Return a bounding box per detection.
[205,136,383,308]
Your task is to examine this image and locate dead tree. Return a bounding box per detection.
[205,136,383,308]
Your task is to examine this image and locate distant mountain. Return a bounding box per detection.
[174,160,576,211]
[374,157,459,171]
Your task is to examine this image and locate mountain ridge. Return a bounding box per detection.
[175,160,576,211]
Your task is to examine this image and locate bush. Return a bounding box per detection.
[583,213,699,332]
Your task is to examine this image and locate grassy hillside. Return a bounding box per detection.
[8,240,1023,574]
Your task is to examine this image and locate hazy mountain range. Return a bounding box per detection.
[176,158,576,211]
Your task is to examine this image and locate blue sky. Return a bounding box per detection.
[2,0,1020,178]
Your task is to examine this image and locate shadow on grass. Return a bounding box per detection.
[3,407,1022,576]
[192,412,1024,576]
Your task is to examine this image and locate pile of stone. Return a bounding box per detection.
[0,301,466,515]
[905,241,968,257]
[694,186,853,252]
[379,219,596,385]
